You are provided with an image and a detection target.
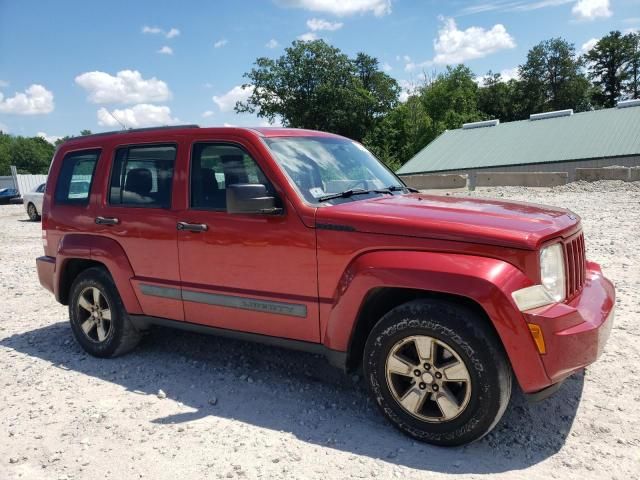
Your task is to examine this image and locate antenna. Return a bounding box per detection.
[108,110,128,130]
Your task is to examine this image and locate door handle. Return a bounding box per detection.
[177,221,208,232]
[95,216,119,225]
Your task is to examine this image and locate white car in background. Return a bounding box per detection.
[23,183,45,221]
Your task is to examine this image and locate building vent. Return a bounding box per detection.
[617,99,640,109]
[529,109,574,121]
[462,119,500,129]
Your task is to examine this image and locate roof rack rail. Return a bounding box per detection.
[529,109,573,121]
[617,99,640,109]
[462,119,500,129]
[64,124,200,142]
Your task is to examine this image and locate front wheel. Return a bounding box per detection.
[364,299,512,446]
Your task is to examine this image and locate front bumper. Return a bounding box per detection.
[523,261,615,385]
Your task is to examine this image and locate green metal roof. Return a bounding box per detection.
[397,105,640,175]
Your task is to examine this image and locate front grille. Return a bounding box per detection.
[564,232,586,299]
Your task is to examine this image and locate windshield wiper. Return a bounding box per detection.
[317,188,393,202]
[386,185,419,193]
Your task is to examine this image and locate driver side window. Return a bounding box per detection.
[190,143,272,210]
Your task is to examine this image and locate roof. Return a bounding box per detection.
[62,125,342,146]
[397,104,640,175]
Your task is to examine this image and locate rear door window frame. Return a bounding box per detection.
[108,142,178,209]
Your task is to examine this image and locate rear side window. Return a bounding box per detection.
[109,145,176,208]
[54,150,100,205]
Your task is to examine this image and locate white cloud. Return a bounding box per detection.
[142,25,180,39]
[202,110,214,118]
[276,0,391,16]
[157,46,173,55]
[166,28,180,39]
[214,39,228,48]
[581,37,599,54]
[97,104,178,128]
[432,17,516,65]
[572,0,611,20]
[142,25,163,35]
[398,79,418,103]
[498,67,519,82]
[213,85,253,112]
[307,18,344,31]
[37,132,62,144]
[0,84,54,115]
[460,1,573,15]
[265,39,280,48]
[298,32,319,41]
[475,67,520,85]
[382,62,392,72]
[75,70,171,104]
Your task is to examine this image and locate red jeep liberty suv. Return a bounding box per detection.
[36,125,615,446]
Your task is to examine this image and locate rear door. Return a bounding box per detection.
[175,137,319,342]
[93,142,183,321]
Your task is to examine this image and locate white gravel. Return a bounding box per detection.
[1,181,639,480]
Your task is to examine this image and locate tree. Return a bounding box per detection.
[518,38,591,113]
[625,32,640,99]
[477,72,521,121]
[363,95,433,170]
[584,31,630,107]
[364,65,481,168]
[236,40,399,141]
[0,134,55,175]
[419,64,481,139]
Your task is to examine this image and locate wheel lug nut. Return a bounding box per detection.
[432,384,439,391]
[419,382,426,390]
[435,372,442,379]
[423,363,431,370]
[413,369,421,377]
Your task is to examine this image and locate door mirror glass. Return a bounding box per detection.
[226,184,282,215]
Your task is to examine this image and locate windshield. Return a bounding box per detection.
[264,136,406,205]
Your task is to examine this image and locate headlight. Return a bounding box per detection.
[540,243,566,302]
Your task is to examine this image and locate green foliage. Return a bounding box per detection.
[0,132,55,175]
[0,129,94,175]
[236,40,399,141]
[585,31,633,107]
[477,72,521,121]
[624,32,640,99]
[518,38,591,114]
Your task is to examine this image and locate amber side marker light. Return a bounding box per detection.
[528,324,546,354]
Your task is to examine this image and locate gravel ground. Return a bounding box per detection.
[1,181,639,480]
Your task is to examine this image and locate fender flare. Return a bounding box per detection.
[321,250,551,392]
[55,234,142,314]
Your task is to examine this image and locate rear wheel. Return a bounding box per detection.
[68,267,141,357]
[27,202,40,221]
[364,299,512,446]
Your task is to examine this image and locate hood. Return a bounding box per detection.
[315,193,580,250]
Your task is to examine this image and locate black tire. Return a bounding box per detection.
[363,299,512,446]
[27,202,40,221]
[68,267,141,358]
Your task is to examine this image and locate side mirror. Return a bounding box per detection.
[226,184,283,215]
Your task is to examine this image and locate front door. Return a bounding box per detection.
[176,140,319,342]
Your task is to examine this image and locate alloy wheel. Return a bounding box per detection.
[385,335,472,423]
[76,286,113,343]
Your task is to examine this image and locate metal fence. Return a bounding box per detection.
[9,166,48,196]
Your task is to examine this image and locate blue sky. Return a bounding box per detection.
[0,0,638,142]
